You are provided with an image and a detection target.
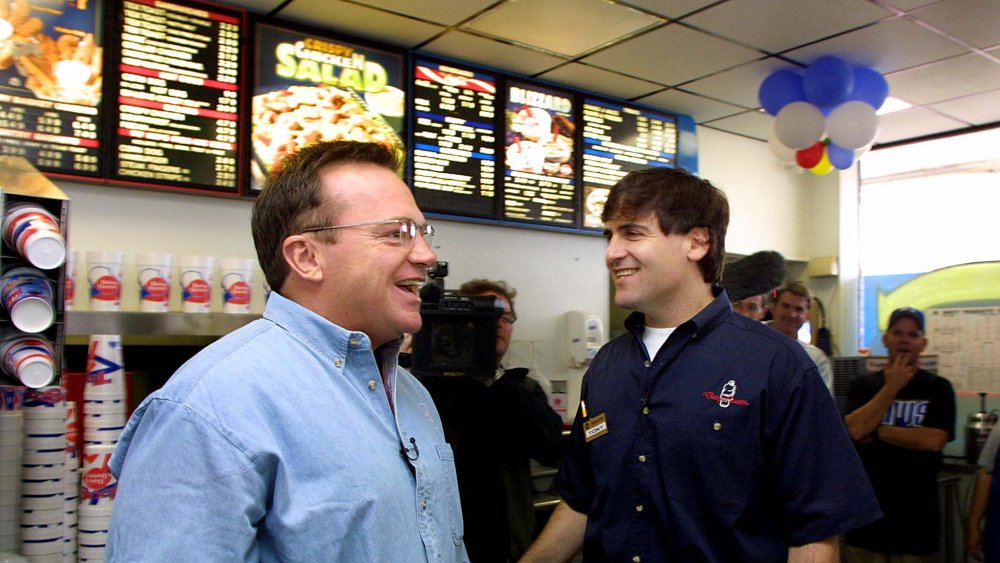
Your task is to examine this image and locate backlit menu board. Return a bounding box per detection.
[111,0,244,192]
[503,81,576,226]
[0,0,103,177]
[581,98,678,228]
[411,59,498,218]
[251,22,405,191]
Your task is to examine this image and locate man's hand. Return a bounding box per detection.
[882,354,917,393]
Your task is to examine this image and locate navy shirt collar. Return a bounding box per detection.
[624,287,732,343]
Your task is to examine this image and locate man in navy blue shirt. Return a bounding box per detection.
[522,167,881,562]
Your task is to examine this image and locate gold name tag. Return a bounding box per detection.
[583,412,608,442]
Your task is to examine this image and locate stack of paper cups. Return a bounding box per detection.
[63,402,79,562]
[219,258,254,314]
[83,335,126,445]
[0,385,26,552]
[0,330,56,388]
[78,444,116,562]
[86,251,125,312]
[0,265,56,333]
[179,255,214,313]
[136,253,173,313]
[65,249,78,312]
[21,386,67,561]
[2,201,66,271]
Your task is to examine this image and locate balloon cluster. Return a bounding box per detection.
[759,56,888,175]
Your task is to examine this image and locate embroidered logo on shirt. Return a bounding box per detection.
[703,380,749,408]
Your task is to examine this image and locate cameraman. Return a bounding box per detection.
[423,279,563,562]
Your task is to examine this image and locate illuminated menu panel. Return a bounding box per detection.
[251,23,405,192]
[581,98,678,229]
[111,0,243,192]
[503,81,576,226]
[0,0,103,176]
[411,59,497,217]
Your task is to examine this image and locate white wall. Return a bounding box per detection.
[55,126,843,418]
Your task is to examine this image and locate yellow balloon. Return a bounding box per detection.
[809,149,834,175]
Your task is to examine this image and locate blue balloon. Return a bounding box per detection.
[803,56,853,109]
[848,67,889,109]
[827,142,855,170]
[758,70,805,116]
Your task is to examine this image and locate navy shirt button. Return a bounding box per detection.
[635,504,644,512]
[641,406,650,415]
[632,557,641,563]
[643,360,651,368]
[638,454,647,463]
[713,422,722,431]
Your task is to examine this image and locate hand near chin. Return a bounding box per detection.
[884,354,917,392]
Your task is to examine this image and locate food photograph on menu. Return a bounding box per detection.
[503,81,576,226]
[0,0,102,175]
[252,22,405,191]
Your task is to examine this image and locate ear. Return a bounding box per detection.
[915,336,928,355]
[686,227,710,262]
[282,234,324,284]
[882,331,890,349]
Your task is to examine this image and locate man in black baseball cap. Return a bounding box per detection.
[843,306,956,561]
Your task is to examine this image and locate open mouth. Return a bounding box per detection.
[396,280,422,296]
[615,268,637,279]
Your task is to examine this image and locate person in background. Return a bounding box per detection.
[719,250,787,322]
[521,167,880,562]
[768,281,834,392]
[843,307,956,563]
[420,279,563,562]
[107,141,469,562]
[965,421,1000,561]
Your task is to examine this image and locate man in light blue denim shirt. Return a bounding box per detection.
[108,141,469,562]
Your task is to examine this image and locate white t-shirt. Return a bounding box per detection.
[643,326,675,360]
[978,422,1000,473]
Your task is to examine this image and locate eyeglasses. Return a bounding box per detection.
[498,313,517,325]
[300,219,434,247]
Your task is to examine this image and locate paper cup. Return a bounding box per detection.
[0,266,55,333]
[84,335,125,400]
[24,386,66,413]
[2,202,65,270]
[219,258,253,314]
[82,399,126,415]
[20,535,63,556]
[0,334,55,388]
[136,253,172,313]
[65,249,78,311]
[80,445,116,510]
[179,255,214,313]
[0,385,26,411]
[86,251,124,312]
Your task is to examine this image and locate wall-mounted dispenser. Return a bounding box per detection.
[565,310,605,368]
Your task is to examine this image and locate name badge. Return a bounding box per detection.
[583,413,608,442]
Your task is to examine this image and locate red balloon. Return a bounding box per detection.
[796,141,825,169]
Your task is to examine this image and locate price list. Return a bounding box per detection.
[112,0,243,191]
[581,99,678,228]
[503,82,576,226]
[0,0,103,176]
[411,60,498,217]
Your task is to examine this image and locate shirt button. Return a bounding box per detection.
[632,557,641,563]
[638,454,647,463]
[350,337,360,347]
[641,406,650,415]
[643,360,651,368]
[421,499,427,510]
[334,358,343,368]
[713,422,722,431]
[635,504,644,512]
[368,380,377,391]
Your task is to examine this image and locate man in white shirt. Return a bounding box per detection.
[768,282,834,393]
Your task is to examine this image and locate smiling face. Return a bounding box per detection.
[604,212,709,328]
[883,317,927,364]
[311,164,436,347]
[770,291,810,339]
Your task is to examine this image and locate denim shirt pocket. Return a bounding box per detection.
[434,441,464,545]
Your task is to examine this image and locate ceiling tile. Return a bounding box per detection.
[276,0,445,48]
[875,107,968,143]
[887,52,1000,105]
[419,32,568,76]
[463,0,662,57]
[684,0,891,53]
[700,110,774,141]
[783,17,967,73]
[682,58,804,109]
[880,0,942,10]
[351,0,501,26]
[638,89,748,123]
[537,63,663,99]
[618,0,720,19]
[927,89,1000,125]
[582,24,762,86]
[216,0,282,14]
[910,0,1000,49]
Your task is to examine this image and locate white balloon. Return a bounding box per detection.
[774,101,825,149]
[827,101,879,149]
[768,132,796,164]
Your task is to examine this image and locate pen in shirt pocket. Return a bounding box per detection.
[580,400,588,418]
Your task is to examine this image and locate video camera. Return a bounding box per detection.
[410,261,502,378]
